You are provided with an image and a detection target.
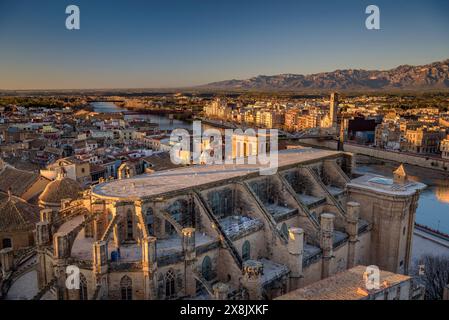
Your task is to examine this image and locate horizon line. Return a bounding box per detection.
[1,57,448,92]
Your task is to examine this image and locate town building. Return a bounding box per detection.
[375,122,402,150]
[403,126,443,155]
[440,135,449,160]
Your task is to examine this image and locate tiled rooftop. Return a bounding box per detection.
[276,265,410,300]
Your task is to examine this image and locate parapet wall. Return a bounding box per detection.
[300,139,449,172]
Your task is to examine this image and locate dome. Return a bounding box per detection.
[39,171,82,205]
[0,191,39,232]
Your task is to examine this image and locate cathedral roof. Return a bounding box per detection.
[0,192,39,232]
[93,149,341,200]
[39,173,82,204]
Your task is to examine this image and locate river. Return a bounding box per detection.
[90,101,192,131]
[91,102,449,234]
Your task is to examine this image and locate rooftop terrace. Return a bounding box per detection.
[347,173,426,196]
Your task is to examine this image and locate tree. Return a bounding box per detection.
[412,255,449,300]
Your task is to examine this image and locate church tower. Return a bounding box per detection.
[330,92,339,128]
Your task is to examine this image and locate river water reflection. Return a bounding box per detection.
[91,101,192,131]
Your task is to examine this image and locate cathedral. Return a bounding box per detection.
[1,148,426,300]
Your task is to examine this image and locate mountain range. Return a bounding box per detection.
[200,59,449,91]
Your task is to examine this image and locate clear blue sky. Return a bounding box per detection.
[0,0,448,89]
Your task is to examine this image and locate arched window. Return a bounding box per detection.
[242,240,251,261]
[120,275,132,300]
[281,223,289,240]
[164,270,176,299]
[2,238,12,249]
[202,256,213,281]
[79,274,88,300]
[126,210,133,240]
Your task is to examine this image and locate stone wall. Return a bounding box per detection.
[301,260,322,287]
[355,231,371,266]
[329,243,348,276]
[348,186,414,274]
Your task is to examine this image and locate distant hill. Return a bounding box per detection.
[200,59,449,91]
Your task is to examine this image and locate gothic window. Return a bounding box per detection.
[126,210,133,240]
[202,256,213,281]
[2,238,12,249]
[120,275,132,300]
[79,274,88,300]
[281,223,289,240]
[164,270,176,299]
[242,240,251,261]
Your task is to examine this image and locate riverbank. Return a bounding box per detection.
[412,227,449,262]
